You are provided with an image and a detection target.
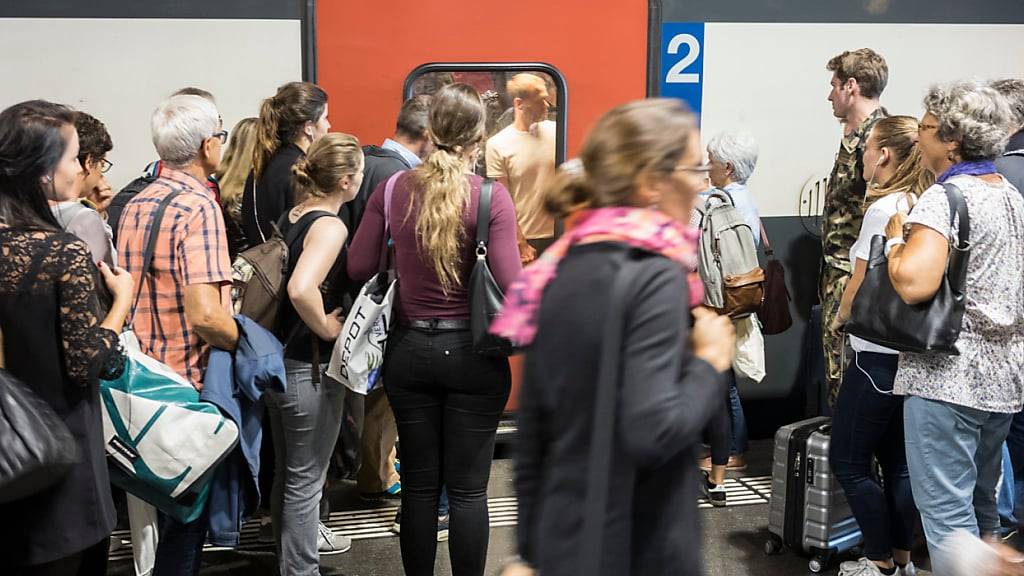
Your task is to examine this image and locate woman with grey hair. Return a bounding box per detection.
[883,80,1024,573]
[696,131,762,479]
[706,131,761,245]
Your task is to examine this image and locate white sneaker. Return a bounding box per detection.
[317,522,352,555]
[839,558,884,576]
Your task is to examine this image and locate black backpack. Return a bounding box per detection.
[107,169,158,244]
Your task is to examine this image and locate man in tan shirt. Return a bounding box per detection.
[486,73,557,263]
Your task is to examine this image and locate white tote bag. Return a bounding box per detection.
[327,272,395,394]
[327,171,402,395]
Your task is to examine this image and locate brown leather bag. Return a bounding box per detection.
[722,267,766,318]
[757,222,793,334]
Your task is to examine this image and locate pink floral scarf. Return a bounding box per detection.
[490,207,703,347]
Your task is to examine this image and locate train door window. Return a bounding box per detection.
[404,65,568,245]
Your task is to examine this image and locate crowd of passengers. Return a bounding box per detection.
[0,46,1023,576]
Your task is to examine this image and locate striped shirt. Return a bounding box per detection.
[116,167,232,389]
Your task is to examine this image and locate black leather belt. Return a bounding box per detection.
[402,318,471,331]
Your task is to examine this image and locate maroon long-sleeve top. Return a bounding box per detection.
[346,171,523,321]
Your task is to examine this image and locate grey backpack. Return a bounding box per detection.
[695,190,764,317]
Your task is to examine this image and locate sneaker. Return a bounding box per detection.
[361,481,402,501]
[317,522,352,555]
[838,558,885,576]
[392,507,402,534]
[257,519,274,544]
[701,470,727,507]
[108,537,124,554]
[390,507,448,542]
[437,514,450,542]
[897,561,916,576]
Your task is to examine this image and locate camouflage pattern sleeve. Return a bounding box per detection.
[821,108,888,273]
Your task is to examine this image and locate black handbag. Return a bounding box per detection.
[0,367,79,503]
[846,182,970,354]
[469,179,517,356]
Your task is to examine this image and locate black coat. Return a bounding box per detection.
[334,145,413,303]
[516,243,726,576]
[996,130,1024,196]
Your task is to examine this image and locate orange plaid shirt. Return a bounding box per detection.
[116,168,232,389]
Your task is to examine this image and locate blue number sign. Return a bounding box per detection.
[659,22,705,119]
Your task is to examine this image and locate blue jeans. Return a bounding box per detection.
[1005,412,1024,526]
[829,351,917,561]
[904,395,1012,574]
[729,376,748,455]
[154,505,209,576]
[999,443,1017,530]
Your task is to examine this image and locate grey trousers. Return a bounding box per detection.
[265,360,345,576]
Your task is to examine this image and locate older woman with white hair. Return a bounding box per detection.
[707,131,761,246]
[696,131,762,476]
[884,81,1024,573]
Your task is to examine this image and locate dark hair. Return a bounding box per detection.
[253,81,328,177]
[74,111,112,169]
[545,98,696,218]
[826,48,889,100]
[172,86,215,102]
[395,95,432,139]
[0,100,77,230]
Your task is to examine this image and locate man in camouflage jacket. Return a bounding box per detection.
[821,49,889,406]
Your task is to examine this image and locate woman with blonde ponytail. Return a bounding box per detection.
[240,81,330,247]
[347,83,522,576]
[828,115,931,576]
[264,132,364,571]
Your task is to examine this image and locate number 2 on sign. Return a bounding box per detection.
[666,33,700,84]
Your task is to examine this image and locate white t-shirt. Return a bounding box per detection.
[847,192,914,354]
[485,120,556,240]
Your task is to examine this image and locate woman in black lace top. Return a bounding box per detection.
[0,100,135,575]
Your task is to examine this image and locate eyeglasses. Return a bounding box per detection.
[674,163,712,174]
[98,158,113,174]
[210,130,228,144]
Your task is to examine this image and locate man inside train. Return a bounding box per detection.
[486,73,557,263]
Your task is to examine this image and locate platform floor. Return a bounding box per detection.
[106,439,936,575]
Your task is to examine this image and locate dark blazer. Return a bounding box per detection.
[516,243,726,576]
[996,130,1024,195]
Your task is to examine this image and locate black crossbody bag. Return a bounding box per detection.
[846,182,970,354]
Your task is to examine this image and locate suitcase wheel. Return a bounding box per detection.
[763,535,783,555]
[808,551,835,574]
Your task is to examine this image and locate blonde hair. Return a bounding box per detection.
[253,81,328,178]
[216,117,258,216]
[291,133,362,203]
[411,83,486,293]
[544,98,697,218]
[866,116,934,203]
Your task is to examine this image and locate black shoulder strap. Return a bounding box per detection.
[940,182,970,250]
[580,253,637,576]
[129,190,182,326]
[476,179,494,249]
